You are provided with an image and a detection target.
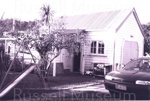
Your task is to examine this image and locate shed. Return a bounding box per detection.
[60,8,144,74]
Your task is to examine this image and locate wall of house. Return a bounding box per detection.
[82,30,115,73]
[46,49,73,74]
[114,12,144,70]
[0,39,16,59]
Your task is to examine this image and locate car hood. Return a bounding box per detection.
[108,69,150,81]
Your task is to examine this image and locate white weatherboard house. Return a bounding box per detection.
[2,8,144,76]
[54,8,144,75]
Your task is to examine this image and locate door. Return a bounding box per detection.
[73,43,81,72]
[122,41,138,65]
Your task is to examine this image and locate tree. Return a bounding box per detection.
[40,4,54,34]
[142,24,150,55]
[7,5,87,88]
[34,4,87,76]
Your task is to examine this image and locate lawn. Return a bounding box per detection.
[0,72,103,100]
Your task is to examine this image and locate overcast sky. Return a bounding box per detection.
[1,0,150,24]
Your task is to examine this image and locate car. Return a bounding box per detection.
[104,57,150,100]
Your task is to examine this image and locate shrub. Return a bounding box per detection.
[0,54,11,71]
[1,54,32,72]
[10,58,33,72]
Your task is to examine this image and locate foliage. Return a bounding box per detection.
[15,20,36,31]
[0,52,31,72]
[142,24,150,55]
[10,58,33,72]
[13,17,87,73]
[0,19,13,36]
[1,54,11,71]
[2,4,87,88]
[1,5,87,65]
[0,19,36,32]
[40,5,54,26]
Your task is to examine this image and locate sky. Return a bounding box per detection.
[1,0,150,24]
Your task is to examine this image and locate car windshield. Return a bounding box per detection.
[123,59,150,72]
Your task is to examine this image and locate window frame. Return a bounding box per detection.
[90,40,105,55]
[91,41,97,54]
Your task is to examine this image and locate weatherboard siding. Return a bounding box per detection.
[83,12,144,71]
[114,13,144,70]
[57,8,144,73]
[83,31,115,70]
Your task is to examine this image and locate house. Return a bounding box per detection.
[57,8,144,75]
[0,8,144,76]
[0,36,16,59]
[1,31,40,63]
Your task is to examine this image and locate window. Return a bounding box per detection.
[91,41,105,54]
[91,41,97,53]
[98,41,104,54]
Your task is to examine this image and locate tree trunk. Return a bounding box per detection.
[35,66,48,88]
[34,50,61,87]
[34,58,48,88]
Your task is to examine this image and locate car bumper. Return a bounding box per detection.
[104,80,150,96]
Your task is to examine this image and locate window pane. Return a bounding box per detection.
[98,42,104,54]
[98,48,101,54]
[91,41,97,53]
[94,47,96,53]
[102,48,104,54]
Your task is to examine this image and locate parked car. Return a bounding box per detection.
[104,57,150,100]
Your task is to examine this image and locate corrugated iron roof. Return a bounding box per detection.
[62,8,134,31]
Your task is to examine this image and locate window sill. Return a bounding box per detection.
[88,54,107,57]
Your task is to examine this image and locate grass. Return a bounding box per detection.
[0,72,103,100]
[47,73,101,87]
[2,72,101,88]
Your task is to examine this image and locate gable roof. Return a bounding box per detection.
[62,8,143,33]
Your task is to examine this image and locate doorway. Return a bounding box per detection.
[73,43,81,72]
